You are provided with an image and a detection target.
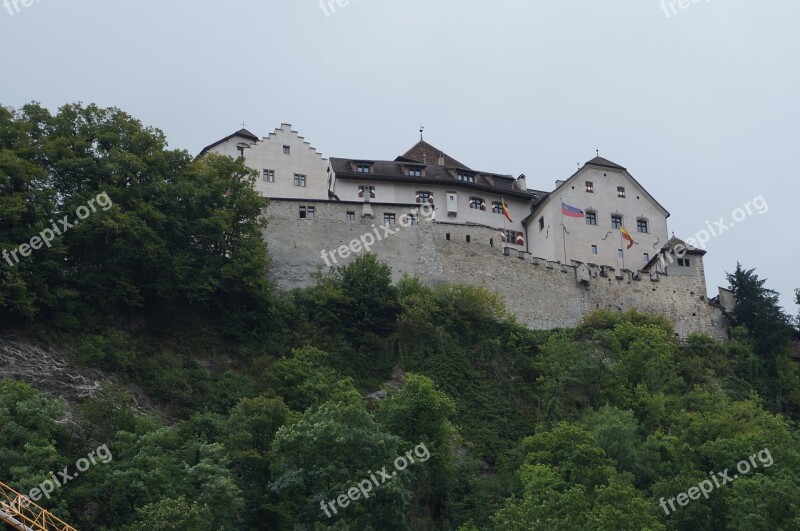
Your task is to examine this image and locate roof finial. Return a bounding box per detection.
[241,121,247,129]
[596,149,599,157]
[420,123,425,141]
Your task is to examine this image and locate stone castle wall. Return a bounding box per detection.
[265,199,728,340]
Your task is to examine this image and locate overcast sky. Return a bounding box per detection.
[3,0,798,314]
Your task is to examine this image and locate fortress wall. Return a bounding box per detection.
[264,200,728,340]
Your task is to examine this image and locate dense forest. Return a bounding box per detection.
[1,103,800,530]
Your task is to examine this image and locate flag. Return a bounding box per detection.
[501,198,513,223]
[621,227,634,249]
[561,202,584,218]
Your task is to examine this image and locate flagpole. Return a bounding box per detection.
[620,228,626,269]
[502,196,507,247]
[561,201,567,264]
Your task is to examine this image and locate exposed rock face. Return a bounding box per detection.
[0,334,102,402]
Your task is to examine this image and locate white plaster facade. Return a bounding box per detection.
[202,124,328,200]
[525,160,670,270]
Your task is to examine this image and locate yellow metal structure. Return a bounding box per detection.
[0,481,76,531]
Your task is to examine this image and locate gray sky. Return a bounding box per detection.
[3,0,798,315]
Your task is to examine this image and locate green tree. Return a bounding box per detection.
[271,401,411,528]
[726,263,793,373]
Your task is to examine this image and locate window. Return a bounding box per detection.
[539,216,545,230]
[358,185,376,198]
[611,215,622,229]
[409,214,418,225]
[586,211,597,226]
[346,211,355,221]
[618,249,624,258]
[416,191,432,204]
[591,245,598,255]
[643,253,650,263]
[469,196,485,210]
[457,173,475,183]
[585,181,594,193]
[356,164,371,173]
[408,168,422,177]
[617,186,626,198]
[466,235,471,243]
[299,206,307,219]
[492,201,503,214]
[637,218,649,233]
[293,174,306,187]
[384,213,396,225]
[306,207,315,220]
[678,258,691,267]
[283,145,290,155]
[504,230,524,245]
[263,169,275,182]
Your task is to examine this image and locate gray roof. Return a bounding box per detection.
[330,157,536,199]
[585,156,627,170]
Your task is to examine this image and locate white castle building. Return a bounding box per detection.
[200,124,730,339]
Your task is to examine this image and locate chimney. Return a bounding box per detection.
[517,173,527,192]
[437,151,445,166]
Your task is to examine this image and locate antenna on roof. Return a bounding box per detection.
[596,149,599,157]
[419,124,425,141]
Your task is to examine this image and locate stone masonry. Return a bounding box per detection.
[265,199,728,340]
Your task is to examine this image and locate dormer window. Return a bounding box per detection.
[617,186,626,198]
[408,168,422,177]
[416,190,433,204]
[457,173,475,183]
[356,164,371,173]
[585,181,594,193]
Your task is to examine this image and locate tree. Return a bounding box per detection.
[270,401,411,528]
[726,263,793,373]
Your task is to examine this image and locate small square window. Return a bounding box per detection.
[307,207,315,220]
[492,201,502,214]
[637,219,649,233]
[457,173,475,183]
[618,249,624,258]
[293,174,306,187]
[585,181,594,193]
[617,186,626,198]
[611,215,622,229]
[356,164,371,173]
[283,145,290,155]
[591,245,598,255]
[263,169,275,182]
[299,206,307,219]
[469,197,485,210]
[384,213,396,225]
[409,214,418,225]
[539,216,545,230]
[586,211,597,226]
[678,258,691,267]
[644,253,650,263]
[417,191,432,204]
[346,211,355,221]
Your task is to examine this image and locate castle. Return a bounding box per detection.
[200,124,731,340]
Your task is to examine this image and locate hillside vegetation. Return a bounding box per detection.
[1,103,800,530]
